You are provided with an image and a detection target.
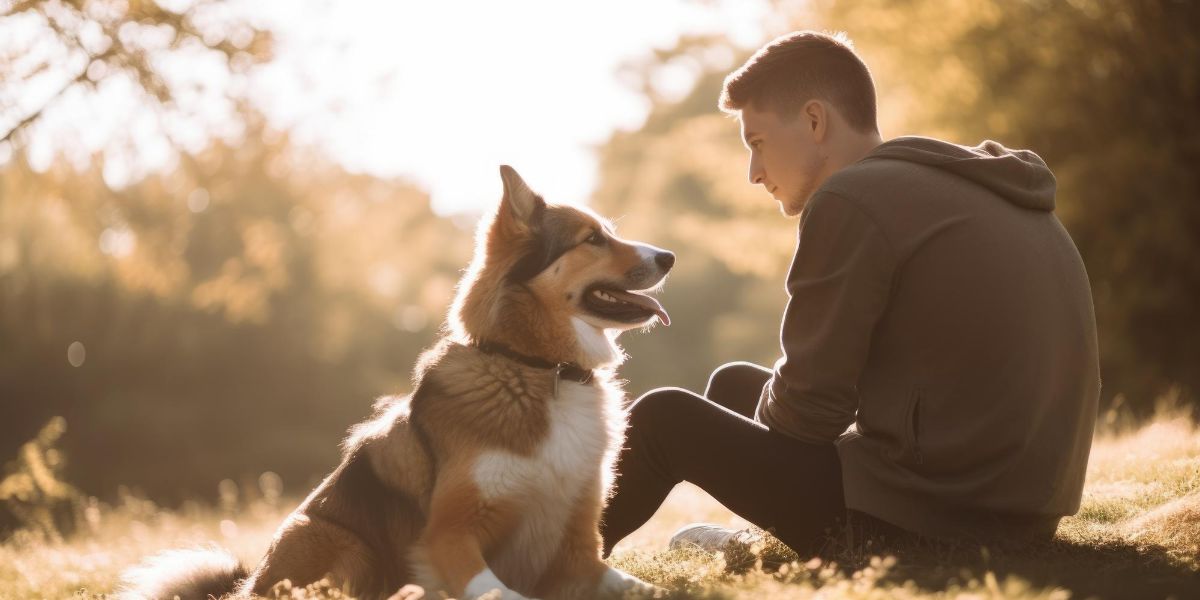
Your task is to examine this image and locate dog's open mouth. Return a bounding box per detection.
[582,283,670,326]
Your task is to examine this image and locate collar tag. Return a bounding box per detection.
[554,364,562,400]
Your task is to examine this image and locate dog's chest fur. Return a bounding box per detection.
[473,378,625,590]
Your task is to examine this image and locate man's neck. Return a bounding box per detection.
[821,130,884,184]
[839,131,884,167]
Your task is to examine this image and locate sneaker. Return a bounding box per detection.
[668,523,760,553]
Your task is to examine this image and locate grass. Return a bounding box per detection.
[2,408,1198,599]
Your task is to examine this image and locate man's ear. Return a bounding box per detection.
[498,165,545,231]
[803,100,828,142]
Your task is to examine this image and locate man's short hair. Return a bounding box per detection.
[720,31,879,134]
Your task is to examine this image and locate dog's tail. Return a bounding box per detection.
[118,545,247,600]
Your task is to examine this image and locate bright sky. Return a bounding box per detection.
[237,0,771,215]
[3,0,776,216]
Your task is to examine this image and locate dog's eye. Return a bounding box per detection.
[585,230,606,246]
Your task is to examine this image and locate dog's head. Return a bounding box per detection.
[449,166,673,368]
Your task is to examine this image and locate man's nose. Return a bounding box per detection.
[748,157,764,185]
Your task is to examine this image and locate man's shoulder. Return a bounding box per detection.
[817,154,929,203]
[806,160,908,228]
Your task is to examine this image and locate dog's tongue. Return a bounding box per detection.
[609,290,670,326]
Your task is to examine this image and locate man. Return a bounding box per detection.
[599,31,1100,558]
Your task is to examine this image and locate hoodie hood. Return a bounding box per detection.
[865,136,1057,211]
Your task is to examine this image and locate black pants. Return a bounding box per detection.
[600,362,848,557]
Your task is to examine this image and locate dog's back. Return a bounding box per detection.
[237,390,436,598]
[120,394,432,600]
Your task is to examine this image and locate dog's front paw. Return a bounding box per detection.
[597,567,662,598]
[386,584,427,600]
[464,568,536,600]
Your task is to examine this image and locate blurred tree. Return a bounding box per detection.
[0,0,478,506]
[0,116,470,503]
[1,0,271,149]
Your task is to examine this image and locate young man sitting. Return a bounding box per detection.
[600,30,1100,558]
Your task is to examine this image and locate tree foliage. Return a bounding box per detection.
[0,0,477,506]
[0,120,469,502]
[1,0,272,164]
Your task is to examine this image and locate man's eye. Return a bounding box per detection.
[586,230,606,246]
[750,140,762,149]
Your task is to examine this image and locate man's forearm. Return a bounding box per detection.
[755,375,855,444]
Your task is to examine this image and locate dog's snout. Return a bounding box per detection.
[655,251,675,271]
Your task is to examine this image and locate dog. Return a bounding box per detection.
[121,165,673,599]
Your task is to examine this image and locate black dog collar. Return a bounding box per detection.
[473,341,594,384]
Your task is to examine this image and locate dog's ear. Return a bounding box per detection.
[498,165,545,231]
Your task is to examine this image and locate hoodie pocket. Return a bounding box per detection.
[903,386,924,465]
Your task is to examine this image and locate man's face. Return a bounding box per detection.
[739,103,824,217]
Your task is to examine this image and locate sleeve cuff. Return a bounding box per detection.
[755,378,848,445]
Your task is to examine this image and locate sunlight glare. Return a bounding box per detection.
[67,341,86,367]
[238,0,768,215]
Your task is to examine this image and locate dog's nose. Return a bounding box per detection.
[655,251,675,271]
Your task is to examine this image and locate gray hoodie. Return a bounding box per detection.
[756,136,1100,541]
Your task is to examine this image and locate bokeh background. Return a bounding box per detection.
[2,0,1197,518]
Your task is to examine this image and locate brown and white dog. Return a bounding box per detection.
[121,166,673,599]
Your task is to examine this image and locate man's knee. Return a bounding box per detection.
[705,361,771,401]
[627,388,696,433]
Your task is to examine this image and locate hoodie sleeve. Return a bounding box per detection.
[756,190,897,444]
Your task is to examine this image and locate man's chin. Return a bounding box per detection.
[779,197,806,217]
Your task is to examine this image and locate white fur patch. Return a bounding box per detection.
[406,546,441,598]
[598,566,656,597]
[464,567,529,600]
[118,546,244,600]
[472,380,625,592]
[572,316,619,366]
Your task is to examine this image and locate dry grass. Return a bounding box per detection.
[2,409,1198,599]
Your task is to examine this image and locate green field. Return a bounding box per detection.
[2,410,1198,599]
